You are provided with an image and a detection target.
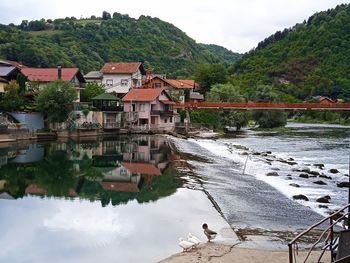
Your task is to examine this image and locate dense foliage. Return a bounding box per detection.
[35,81,77,123]
[0,13,240,76]
[0,80,25,112]
[80,82,105,102]
[230,3,350,101]
[206,83,249,131]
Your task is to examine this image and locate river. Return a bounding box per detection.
[0,123,349,262]
[171,123,349,232]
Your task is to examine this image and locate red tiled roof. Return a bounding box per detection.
[25,184,77,197]
[165,79,195,89]
[101,62,142,74]
[122,162,162,176]
[21,68,79,82]
[122,88,164,102]
[100,181,140,193]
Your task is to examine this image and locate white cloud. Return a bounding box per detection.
[0,0,347,53]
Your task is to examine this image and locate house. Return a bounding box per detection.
[122,88,179,131]
[0,59,26,69]
[0,77,8,93]
[310,96,336,104]
[319,96,335,104]
[0,67,21,93]
[143,76,204,102]
[21,67,86,102]
[91,93,124,130]
[100,62,146,95]
[84,71,103,84]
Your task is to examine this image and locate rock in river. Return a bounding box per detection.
[314,164,325,169]
[313,180,327,185]
[293,195,309,201]
[299,174,309,179]
[301,167,311,173]
[266,172,279,177]
[319,205,328,209]
[337,182,350,188]
[308,171,320,176]
[319,174,332,180]
[316,195,331,203]
[329,169,339,174]
[289,183,300,188]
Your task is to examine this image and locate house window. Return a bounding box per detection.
[164,118,168,123]
[170,117,173,123]
[106,79,113,87]
[154,83,161,88]
[121,79,128,86]
[138,103,145,111]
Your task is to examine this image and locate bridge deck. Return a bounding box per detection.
[174,102,350,111]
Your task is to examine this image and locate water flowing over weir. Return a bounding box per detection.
[170,123,350,232]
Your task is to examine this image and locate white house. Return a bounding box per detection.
[100,62,146,96]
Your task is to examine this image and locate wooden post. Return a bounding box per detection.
[330,217,334,261]
[288,243,293,263]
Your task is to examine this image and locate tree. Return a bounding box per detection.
[207,83,250,131]
[102,11,111,20]
[251,85,287,128]
[36,81,77,123]
[80,82,105,102]
[194,63,228,93]
[0,80,25,112]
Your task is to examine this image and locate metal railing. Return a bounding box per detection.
[288,204,350,263]
[103,122,121,129]
[174,102,350,111]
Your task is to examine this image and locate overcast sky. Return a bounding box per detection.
[0,0,348,53]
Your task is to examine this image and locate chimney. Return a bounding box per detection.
[57,66,62,80]
[146,70,152,82]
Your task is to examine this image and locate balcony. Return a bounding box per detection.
[150,110,174,116]
[103,122,121,130]
[98,106,123,112]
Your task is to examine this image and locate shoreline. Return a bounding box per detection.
[164,126,348,262]
[159,242,329,263]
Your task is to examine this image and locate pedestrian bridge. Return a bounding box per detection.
[174,102,350,111]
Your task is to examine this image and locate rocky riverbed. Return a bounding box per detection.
[170,123,349,237]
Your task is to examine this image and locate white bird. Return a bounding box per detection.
[178,237,195,252]
[187,233,201,247]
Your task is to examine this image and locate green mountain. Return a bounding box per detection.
[0,13,240,77]
[231,3,350,100]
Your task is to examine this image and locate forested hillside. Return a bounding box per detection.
[230,3,350,101]
[0,12,240,76]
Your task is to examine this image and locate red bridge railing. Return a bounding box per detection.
[174,102,350,111]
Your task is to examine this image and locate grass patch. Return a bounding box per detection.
[75,19,101,26]
[28,30,63,36]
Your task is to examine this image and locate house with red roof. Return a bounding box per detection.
[122,88,179,131]
[100,62,146,95]
[21,67,86,101]
[143,76,204,102]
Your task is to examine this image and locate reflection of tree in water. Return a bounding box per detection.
[0,165,28,198]
[0,137,183,206]
[34,151,78,196]
[79,167,183,207]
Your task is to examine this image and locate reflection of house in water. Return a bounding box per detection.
[123,136,170,171]
[0,143,44,166]
[97,161,163,193]
[0,179,14,200]
[25,184,78,197]
[10,144,44,164]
